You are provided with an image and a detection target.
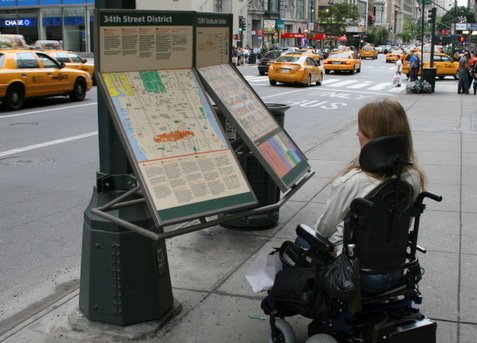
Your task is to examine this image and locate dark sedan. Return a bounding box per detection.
[257,50,283,75]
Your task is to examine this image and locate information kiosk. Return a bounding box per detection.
[80,8,314,327]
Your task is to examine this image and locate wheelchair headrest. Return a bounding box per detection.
[359,135,411,173]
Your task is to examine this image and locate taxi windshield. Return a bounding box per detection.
[276,55,301,63]
[329,53,351,59]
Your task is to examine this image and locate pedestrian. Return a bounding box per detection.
[471,59,477,95]
[457,52,471,94]
[308,99,427,295]
[409,49,419,82]
[394,54,403,87]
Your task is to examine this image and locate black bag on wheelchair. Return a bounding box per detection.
[262,266,332,319]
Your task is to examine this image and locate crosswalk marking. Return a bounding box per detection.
[368,82,393,90]
[324,80,360,87]
[242,75,406,93]
[348,81,374,89]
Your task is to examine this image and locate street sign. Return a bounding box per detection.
[417,0,432,4]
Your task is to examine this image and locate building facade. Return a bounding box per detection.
[0,0,94,51]
[1,0,469,52]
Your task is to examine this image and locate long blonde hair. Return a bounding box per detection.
[344,99,426,189]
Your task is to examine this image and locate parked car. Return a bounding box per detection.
[44,50,95,84]
[402,52,459,80]
[0,49,93,110]
[268,54,323,87]
[257,50,283,75]
[323,51,361,74]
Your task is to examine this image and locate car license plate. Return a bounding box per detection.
[332,61,341,64]
[281,68,290,73]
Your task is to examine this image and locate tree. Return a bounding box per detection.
[365,27,390,46]
[438,6,475,32]
[318,3,361,36]
[396,15,418,44]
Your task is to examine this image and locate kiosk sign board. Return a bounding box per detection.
[96,10,257,225]
[198,64,311,191]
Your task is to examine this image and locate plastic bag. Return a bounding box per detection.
[392,74,401,85]
[246,250,282,292]
[321,254,359,301]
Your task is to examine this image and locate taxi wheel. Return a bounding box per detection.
[350,68,355,75]
[357,65,361,73]
[316,73,323,86]
[306,74,312,87]
[270,80,277,86]
[3,83,25,111]
[454,72,459,80]
[70,78,86,101]
[325,70,330,74]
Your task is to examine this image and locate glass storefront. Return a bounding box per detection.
[0,1,94,52]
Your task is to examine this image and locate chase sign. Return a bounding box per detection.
[0,18,36,27]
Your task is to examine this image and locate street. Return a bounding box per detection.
[0,54,460,336]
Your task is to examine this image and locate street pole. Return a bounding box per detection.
[420,0,425,79]
[79,0,176,326]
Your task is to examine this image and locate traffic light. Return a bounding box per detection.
[427,8,436,24]
[457,36,465,43]
[239,16,246,31]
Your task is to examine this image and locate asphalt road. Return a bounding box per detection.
[0,54,404,333]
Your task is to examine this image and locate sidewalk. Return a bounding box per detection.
[1,85,476,343]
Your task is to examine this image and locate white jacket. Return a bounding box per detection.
[315,167,421,254]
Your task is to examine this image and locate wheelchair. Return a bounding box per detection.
[261,135,442,343]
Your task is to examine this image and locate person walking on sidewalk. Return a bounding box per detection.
[394,54,403,87]
[457,52,471,94]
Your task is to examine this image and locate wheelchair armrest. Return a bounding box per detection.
[296,224,334,254]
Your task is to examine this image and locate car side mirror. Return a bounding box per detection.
[59,62,65,68]
[316,60,321,66]
[82,58,87,63]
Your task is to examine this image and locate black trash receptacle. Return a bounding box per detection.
[214,103,290,229]
[421,68,437,92]
[248,53,257,64]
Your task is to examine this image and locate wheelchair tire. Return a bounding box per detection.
[305,333,338,343]
[267,319,296,343]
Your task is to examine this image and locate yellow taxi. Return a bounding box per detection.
[268,54,323,86]
[0,49,93,111]
[323,51,361,74]
[386,48,404,63]
[402,52,459,80]
[360,45,378,59]
[44,50,96,84]
[293,48,322,62]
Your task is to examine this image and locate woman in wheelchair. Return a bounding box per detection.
[314,99,426,295]
[263,99,441,343]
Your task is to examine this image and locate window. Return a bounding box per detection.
[69,53,84,63]
[16,52,39,68]
[0,53,5,67]
[37,53,58,68]
[55,52,71,63]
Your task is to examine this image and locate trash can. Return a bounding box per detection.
[421,67,437,92]
[214,103,290,229]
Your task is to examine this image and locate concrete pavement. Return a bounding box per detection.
[1,81,476,343]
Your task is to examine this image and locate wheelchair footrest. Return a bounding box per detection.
[368,315,436,343]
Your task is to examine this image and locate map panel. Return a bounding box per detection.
[198,64,310,190]
[101,69,256,223]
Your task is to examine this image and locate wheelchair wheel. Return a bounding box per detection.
[267,318,296,343]
[305,333,338,343]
